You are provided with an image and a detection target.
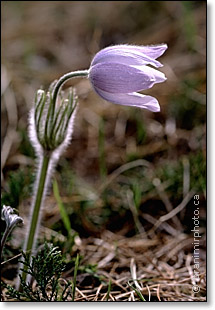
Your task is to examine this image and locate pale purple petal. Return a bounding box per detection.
[89,63,166,94]
[93,87,160,112]
[91,46,163,68]
[131,64,167,84]
[114,44,168,59]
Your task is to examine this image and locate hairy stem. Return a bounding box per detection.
[52,70,88,116]
[19,155,50,289]
[17,70,88,291]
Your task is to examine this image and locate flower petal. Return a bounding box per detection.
[89,62,167,94]
[131,64,167,84]
[93,87,160,112]
[115,44,168,59]
[89,63,164,94]
[91,46,163,68]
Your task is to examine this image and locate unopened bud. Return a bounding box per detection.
[29,86,78,156]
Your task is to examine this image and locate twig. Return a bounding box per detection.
[153,178,182,230]
[142,213,179,237]
[126,190,146,235]
[130,258,142,291]
[1,252,23,265]
[146,285,151,301]
[157,284,161,301]
[75,287,89,301]
[98,159,152,193]
[93,284,103,301]
[154,190,195,229]
[97,251,115,268]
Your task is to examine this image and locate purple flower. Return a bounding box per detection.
[88,44,167,112]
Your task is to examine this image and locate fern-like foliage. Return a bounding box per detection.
[2,243,73,301]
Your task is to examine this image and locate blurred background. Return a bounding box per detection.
[1,1,206,301]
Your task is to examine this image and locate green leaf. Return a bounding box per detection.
[53,178,72,235]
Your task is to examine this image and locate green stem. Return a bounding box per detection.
[20,155,50,287]
[52,70,89,117]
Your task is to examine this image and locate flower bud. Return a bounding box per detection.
[1,205,24,230]
[29,86,78,156]
[1,205,23,257]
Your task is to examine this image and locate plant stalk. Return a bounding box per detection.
[19,155,50,288]
[18,70,88,290]
[52,70,89,115]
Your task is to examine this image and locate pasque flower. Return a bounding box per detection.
[18,43,167,290]
[88,44,167,112]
